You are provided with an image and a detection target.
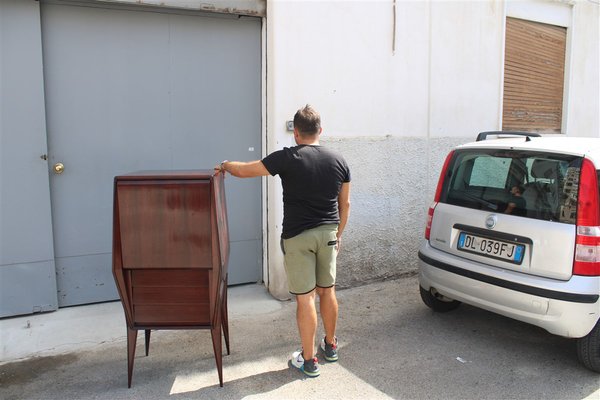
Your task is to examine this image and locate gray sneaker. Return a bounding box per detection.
[291,350,320,377]
[320,336,338,362]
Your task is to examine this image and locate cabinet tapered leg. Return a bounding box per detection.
[144,329,151,356]
[222,286,230,355]
[127,327,138,388]
[211,314,224,387]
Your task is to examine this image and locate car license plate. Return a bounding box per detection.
[457,232,525,264]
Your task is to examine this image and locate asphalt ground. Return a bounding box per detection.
[1,275,599,400]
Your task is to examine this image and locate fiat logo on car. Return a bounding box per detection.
[485,214,497,229]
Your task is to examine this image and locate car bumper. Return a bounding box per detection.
[418,241,600,338]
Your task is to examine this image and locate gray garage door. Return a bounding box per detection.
[41,2,262,307]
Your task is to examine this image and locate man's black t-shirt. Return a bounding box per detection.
[262,145,351,239]
[509,195,526,216]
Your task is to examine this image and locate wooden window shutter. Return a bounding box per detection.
[502,17,567,133]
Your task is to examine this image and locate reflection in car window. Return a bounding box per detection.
[441,149,581,224]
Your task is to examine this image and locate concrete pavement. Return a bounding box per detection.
[1,276,599,399]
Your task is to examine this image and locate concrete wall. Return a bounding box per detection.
[265,0,600,299]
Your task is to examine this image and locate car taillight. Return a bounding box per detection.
[425,202,436,240]
[574,158,600,276]
[434,151,455,203]
[425,151,455,241]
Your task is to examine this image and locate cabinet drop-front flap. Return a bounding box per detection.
[116,179,212,269]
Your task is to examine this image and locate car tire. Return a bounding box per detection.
[577,320,600,373]
[419,285,461,312]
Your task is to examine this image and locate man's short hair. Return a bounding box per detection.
[514,185,524,194]
[293,105,321,136]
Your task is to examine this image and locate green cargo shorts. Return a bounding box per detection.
[281,224,339,295]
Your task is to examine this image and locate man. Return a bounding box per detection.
[505,185,526,216]
[215,105,351,378]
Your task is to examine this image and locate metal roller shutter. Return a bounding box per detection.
[502,17,567,133]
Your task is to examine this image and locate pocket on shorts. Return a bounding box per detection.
[327,228,339,251]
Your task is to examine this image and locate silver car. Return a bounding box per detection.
[418,132,600,372]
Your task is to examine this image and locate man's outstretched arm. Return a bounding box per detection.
[215,160,270,178]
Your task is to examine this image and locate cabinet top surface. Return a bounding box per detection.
[115,170,218,181]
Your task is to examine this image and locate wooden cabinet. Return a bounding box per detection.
[112,170,229,387]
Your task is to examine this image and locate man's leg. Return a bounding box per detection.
[296,290,317,359]
[282,229,320,375]
[317,286,338,344]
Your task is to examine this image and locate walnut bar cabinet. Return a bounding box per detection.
[112,170,229,388]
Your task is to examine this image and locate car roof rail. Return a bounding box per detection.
[476,131,542,142]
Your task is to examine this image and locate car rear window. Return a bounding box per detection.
[440,149,582,224]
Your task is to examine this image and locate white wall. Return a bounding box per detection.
[430,1,504,136]
[268,0,427,139]
[567,0,599,137]
[265,0,599,299]
[267,0,507,141]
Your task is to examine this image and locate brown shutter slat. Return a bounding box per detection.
[502,17,566,133]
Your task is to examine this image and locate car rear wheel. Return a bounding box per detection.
[577,320,600,373]
[419,286,461,312]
